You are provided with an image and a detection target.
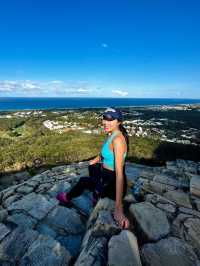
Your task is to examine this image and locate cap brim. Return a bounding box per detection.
[103,114,116,121]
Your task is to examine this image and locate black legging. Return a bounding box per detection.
[67,163,127,201]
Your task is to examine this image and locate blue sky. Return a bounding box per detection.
[0,0,200,98]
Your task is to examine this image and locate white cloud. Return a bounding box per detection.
[77,88,90,93]
[21,81,40,90]
[112,89,128,97]
[101,43,108,48]
[49,80,64,84]
[0,80,41,94]
[0,80,95,97]
[0,80,17,92]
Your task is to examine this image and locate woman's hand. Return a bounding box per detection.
[89,155,100,165]
[114,207,130,229]
[89,159,96,165]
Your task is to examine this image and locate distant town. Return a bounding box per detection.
[1,104,200,146]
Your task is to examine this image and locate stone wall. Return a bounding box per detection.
[0,159,200,265]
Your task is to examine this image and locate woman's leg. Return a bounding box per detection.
[57,163,102,205]
[100,168,116,200]
[56,176,95,203]
[67,176,95,199]
[88,163,104,205]
[100,167,127,200]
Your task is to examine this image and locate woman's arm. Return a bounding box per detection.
[89,154,101,165]
[113,136,130,229]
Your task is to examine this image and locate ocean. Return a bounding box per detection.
[0,97,200,111]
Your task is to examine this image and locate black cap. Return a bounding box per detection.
[102,107,123,121]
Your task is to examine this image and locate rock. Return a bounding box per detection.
[25,180,39,188]
[72,192,93,217]
[1,160,200,265]
[56,234,83,258]
[141,237,200,266]
[76,167,90,178]
[146,193,176,206]
[0,175,17,187]
[194,198,200,211]
[108,230,142,266]
[92,210,120,238]
[31,174,43,182]
[16,185,34,194]
[7,213,37,229]
[0,210,8,223]
[139,169,155,181]
[3,194,22,208]
[164,190,192,209]
[179,207,200,219]
[51,165,68,173]
[156,203,176,216]
[198,164,200,175]
[74,229,107,266]
[176,159,198,174]
[129,202,170,241]
[0,227,39,262]
[124,164,141,183]
[40,170,52,176]
[0,223,11,242]
[190,175,200,198]
[166,161,179,172]
[153,174,180,187]
[1,187,18,201]
[45,205,85,234]
[35,183,53,193]
[87,198,115,230]
[183,218,200,257]
[36,223,57,238]
[7,193,58,220]
[47,181,71,197]
[54,174,68,183]
[161,168,178,176]
[14,171,31,182]
[123,193,137,204]
[144,181,176,194]
[179,178,190,190]
[20,234,71,266]
[171,213,193,238]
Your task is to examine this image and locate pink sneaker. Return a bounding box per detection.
[56,192,71,204]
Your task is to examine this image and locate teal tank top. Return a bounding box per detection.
[100,131,127,171]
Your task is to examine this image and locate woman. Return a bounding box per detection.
[57,107,130,229]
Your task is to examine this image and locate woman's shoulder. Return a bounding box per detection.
[112,132,126,145]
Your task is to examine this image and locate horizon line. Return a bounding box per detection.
[1,96,200,100]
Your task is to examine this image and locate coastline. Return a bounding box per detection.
[0,97,200,112]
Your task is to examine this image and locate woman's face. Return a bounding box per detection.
[102,118,121,133]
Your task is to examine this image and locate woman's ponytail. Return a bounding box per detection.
[119,123,129,153]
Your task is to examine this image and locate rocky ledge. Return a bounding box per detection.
[0,159,200,265]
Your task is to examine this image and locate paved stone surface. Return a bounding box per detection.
[108,230,142,266]
[7,193,58,220]
[0,224,11,242]
[129,202,170,241]
[0,227,39,262]
[20,234,72,266]
[142,237,200,266]
[0,160,200,265]
[190,175,200,198]
[7,213,37,229]
[164,190,192,209]
[45,205,85,234]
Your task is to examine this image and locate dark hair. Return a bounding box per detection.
[119,123,129,154]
